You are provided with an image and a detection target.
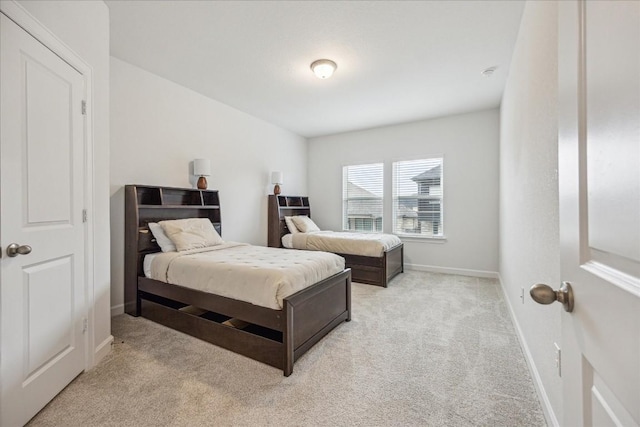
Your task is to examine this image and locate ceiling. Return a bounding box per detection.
[107,1,525,138]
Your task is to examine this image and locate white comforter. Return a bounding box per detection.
[290,231,402,257]
[149,242,345,310]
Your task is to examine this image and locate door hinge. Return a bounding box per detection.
[82,318,88,333]
[82,209,87,223]
[81,100,87,115]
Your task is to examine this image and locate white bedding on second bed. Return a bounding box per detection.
[146,242,345,310]
[282,231,402,257]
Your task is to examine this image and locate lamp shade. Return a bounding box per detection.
[271,171,283,185]
[193,159,210,176]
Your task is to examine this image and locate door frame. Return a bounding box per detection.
[0,0,96,370]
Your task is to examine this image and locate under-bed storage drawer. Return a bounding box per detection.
[141,299,284,369]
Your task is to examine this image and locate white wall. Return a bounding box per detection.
[110,57,308,315]
[308,109,499,276]
[15,0,112,365]
[499,1,561,425]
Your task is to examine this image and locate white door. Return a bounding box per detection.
[0,13,87,426]
[558,1,640,426]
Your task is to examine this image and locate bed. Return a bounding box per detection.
[125,185,352,376]
[267,195,403,288]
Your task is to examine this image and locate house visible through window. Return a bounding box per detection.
[342,163,383,232]
[392,158,443,237]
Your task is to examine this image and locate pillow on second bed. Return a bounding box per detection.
[159,218,223,251]
[291,215,321,233]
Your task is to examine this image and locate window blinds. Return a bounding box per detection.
[392,158,443,237]
[342,163,383,232]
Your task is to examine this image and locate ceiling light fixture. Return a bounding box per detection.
[310,59,337,79]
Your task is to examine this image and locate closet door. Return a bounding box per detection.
[1,13,87,426]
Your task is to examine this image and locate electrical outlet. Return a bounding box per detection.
[554,342,561,377]
[520,287,525,304]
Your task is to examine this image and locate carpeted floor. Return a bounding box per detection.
[28,271,546,426]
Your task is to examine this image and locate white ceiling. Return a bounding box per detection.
[107,1,525,138]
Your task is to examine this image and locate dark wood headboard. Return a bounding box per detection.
[124,185,222,315]
[267,195,310,248]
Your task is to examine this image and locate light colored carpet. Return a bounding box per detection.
[28,271,546,426]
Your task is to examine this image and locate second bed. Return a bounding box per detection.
[268,195,404,287]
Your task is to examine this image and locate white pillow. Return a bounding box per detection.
[284,216,299,234]
[291,216,321,233]
[148,222,176,252]
[159,218,224,251]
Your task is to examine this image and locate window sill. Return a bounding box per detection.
[396,235,447,243]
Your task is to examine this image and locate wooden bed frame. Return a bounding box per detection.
[124,185,351,376]
[267,195,403,288]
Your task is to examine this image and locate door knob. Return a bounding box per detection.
[530,282,574,312]
[6,243,32,257]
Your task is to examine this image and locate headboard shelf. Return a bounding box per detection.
[135,186,162,205]
[202,191,219,206]
[277,195,309,208]
[133,185,220,207]
[137,204,220,210]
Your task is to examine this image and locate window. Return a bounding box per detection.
[392,158,443,237]
[343,163,383,232]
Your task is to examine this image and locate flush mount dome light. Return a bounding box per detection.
[310,59,337,79]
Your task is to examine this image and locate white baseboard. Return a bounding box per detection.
[111,303,124,317]
[94,335,113,366]
[497,274,559,427]
[405,263,499,279]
